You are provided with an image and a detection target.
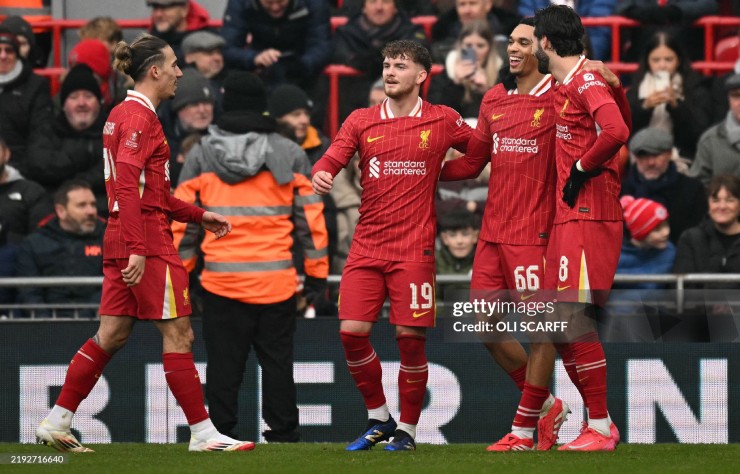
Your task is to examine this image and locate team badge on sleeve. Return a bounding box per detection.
[124,131,143,150]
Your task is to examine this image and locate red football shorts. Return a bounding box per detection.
[544,220,622,306]
[339,253,436,328]
[100,254,192,320]
[471,240,547,301]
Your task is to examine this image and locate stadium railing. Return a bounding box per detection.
[29,15,740,137]
[2,273,740,320]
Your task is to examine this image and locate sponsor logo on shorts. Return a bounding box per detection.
[557,285,571,292]
[412,310,431,319]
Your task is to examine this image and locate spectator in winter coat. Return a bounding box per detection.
[15,180,104,318]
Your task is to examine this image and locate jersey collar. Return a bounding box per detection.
[379,97,423,120]
[124,90,156,113]
[562,56,588,86]
[509,74,553,96]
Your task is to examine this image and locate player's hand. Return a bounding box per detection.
[454,60,476,82]
[201,211,232,239]
[582,60,620,88]
[312,171,333,195]
[122,254,145,287]
[562,161,602,208]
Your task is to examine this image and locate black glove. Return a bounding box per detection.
[562,161,602,208]
[303,276,327,305]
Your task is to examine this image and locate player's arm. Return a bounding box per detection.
[579,102,630,171]
[312,111,361,195]
[440,134,491,181]
[172,177,203,272]
[116,161,147,286]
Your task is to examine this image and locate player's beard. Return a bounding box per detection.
[384,81,413,100]
[534,48,550,75]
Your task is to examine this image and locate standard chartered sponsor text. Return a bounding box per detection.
[499,137,538,154]
[384,161,427,175]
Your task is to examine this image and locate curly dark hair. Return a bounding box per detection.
[381,40,432,75]
[533,5,584,57]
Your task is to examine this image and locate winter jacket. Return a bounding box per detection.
[616,240,676,289]
[0,60,53,176]
[435,244,475,297]
[221,0,333,87]
[430,7,520,63]
[172,110,329,304]
[674,219,740,289]
[427,72,485,119]
[333,11,428,79]
[15,216,105,317]
[626,70,712,158]
[689,120,740,186]
[24,106,106,213]
[518,0,615,60]
[0,165,53,244]
[621,162,706,244]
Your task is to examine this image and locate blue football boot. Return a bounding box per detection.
[384,429,416,451]
[346,417,397,451]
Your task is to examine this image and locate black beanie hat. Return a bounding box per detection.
[222,71,268,114]
[0,27,20,56]
[268,84,313,118]
[1,16,34,48]
[60,65,102,105]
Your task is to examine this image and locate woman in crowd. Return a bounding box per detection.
[428,20,502,119]
[626,30,711,159]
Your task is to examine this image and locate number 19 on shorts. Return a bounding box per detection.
[409,282,433,309]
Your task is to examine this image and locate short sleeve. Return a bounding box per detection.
[570,71,615,116]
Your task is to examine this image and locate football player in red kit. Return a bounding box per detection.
[440,17,627,451]
[312,40,472,451]
[36,34,254,453]
[533,5,631,451]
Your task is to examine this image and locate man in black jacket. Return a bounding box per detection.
[0,27,53,178]
[621,127,706,244]
[333,0,428,120]
[15,180,104,318]
[25,65,107,215]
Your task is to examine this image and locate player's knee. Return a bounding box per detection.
[94,330,129,354]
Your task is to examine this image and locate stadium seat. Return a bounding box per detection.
[715,36,740,64]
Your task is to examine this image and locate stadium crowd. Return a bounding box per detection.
[2,0,740,318]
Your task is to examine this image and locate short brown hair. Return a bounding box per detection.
[381,40,431,75]
[707,174,740,200]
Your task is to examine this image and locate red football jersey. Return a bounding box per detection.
[553,57,623,223]
[316,98,472,262]
[471,76,557,245]
[102,90,177,258]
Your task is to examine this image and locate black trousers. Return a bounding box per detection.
[202,289,298,440]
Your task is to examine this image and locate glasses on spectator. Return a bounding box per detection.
[0,45,16,55]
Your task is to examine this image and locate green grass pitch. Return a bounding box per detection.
[1,443,739,473]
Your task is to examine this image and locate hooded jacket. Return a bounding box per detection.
[172,111,329,304]
[0,165,52,244]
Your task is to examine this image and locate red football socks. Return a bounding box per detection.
[340,331,386,410]
[556,343,586,403]
[396,334,428,425]
[507,363,527,392]
[569,335,609,419]
[56,339,111,412]
[512,382,549,429]
[163,352,209,425]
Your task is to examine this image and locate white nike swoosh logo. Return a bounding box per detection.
[567,440,595,449]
